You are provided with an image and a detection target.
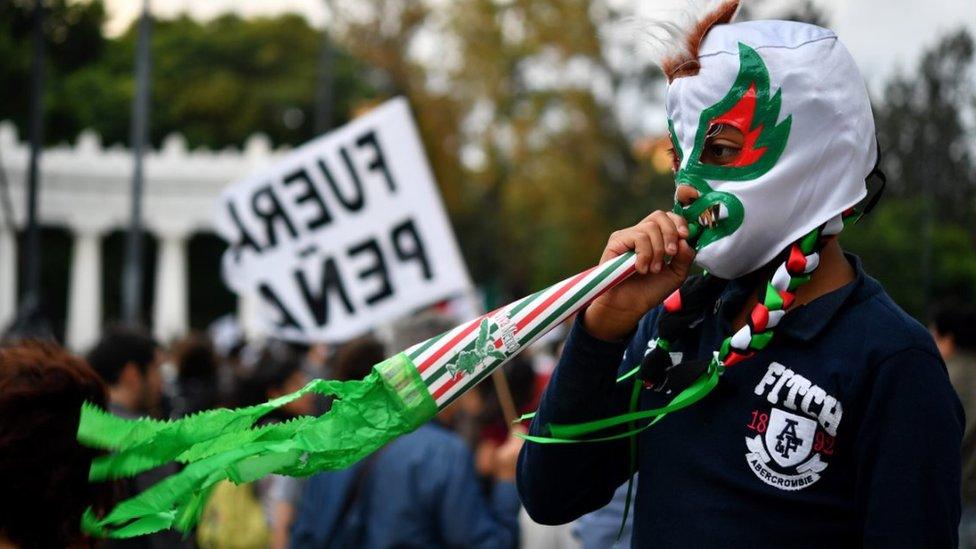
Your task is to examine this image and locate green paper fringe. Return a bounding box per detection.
[79,354,437,539]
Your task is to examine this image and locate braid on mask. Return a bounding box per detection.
[638,211,849,391]
[718,213,844,366]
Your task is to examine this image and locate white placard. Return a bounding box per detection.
[215,97,472,342]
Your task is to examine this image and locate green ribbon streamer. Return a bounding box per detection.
[515,361,721,444]
[618,375,642,540]
[78,353,436,538]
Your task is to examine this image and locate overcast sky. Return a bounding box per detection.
[103,0,974,90]
[103,0,975,91]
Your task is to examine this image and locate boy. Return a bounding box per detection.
[517,4,963,547]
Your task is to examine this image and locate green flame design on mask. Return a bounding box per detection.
[669,42,792,251]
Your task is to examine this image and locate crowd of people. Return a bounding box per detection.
[0,298,976,548]
[0,307,631,549]
[1,298,974,548]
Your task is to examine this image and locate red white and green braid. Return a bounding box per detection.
[639,211,850,390]
[718,212,844,366]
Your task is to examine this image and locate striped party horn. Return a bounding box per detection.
[77,252,638,538]
[402,251,637,411]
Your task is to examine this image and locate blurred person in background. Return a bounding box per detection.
[932,303,976,548]
[303,343,332,381]
[570,478,634,549]
[291,333,522,549]
[475,355,535,477]
[240,346,317,420]
[87,326,165,420]
[302,343,333,415]
[86,327,191,549]
[0,341,113,549]
[198,346,315,549]
[208,315,248,405]
[255,351,316,549]
[169,333,219,419]
[475,355,580,549]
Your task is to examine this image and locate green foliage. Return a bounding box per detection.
[864,29,976,318]
[0,0,108,144]
[1,6,376,148]
[844,199,976,318]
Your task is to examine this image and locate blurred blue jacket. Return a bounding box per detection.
[572,475,635,549]
[290,421,519,549]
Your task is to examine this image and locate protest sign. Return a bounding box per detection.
[215,97,472,341]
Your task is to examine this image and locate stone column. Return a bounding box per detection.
[66,227,103,352]
[0,227,17,331]
[153,230,189,343]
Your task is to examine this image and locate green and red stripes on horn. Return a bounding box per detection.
[426,252,637,409]
[427,269,597,404]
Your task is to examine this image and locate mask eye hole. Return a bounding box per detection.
[700,123,744,166]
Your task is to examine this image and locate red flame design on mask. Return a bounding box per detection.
[709,82,766,167]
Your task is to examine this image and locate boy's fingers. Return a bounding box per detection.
[642,222,666,273]
[650,211,680,255]
[666,211,690,238]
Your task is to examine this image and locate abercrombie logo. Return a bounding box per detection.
[775,417,802,458]
[744,362,843,491]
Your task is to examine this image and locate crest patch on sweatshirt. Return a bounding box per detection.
[744,362,842,491]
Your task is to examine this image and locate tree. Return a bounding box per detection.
[0,7,378,148]
[844,199,976,317]
[326,0,672,298]
[0,0,108,145]
[64,14,377,149]
[873,29,975,222]
[845,29,976,318]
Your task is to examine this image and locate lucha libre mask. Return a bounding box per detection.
[666,20,876,279]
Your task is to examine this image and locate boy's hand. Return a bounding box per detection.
[583,210,696,342]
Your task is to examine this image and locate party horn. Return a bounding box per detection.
[77,252,639,538]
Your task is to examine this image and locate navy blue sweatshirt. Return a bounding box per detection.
[518,255,963,548]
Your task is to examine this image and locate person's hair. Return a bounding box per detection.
[86,326,159,385]
[477,354,536,418]
[334,337,386,382]
[236,344,303,407]
[932,303,976,352]
[174,333,217,382]
[0,341,111,548]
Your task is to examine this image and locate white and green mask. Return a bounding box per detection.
[667,20,876,279]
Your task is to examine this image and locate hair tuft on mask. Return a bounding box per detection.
[634,0,741,82]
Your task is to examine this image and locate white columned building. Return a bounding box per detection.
[0,224,16,330]
[66,225,105,351]
[152,228,189,343]
[0,121,281,349]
